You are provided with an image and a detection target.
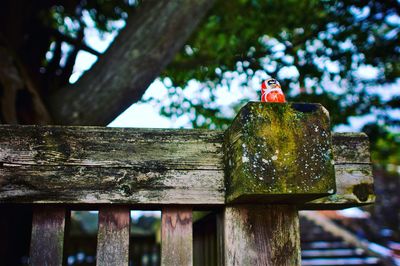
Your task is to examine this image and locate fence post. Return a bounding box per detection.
[224,205,300,265]
[223,102,336,265]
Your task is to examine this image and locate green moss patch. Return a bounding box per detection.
[225,102,336,204]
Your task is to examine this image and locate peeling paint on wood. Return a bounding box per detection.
[161,207,193,266]
[30,206,66,266]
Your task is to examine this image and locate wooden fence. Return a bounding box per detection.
[0,102,374,265]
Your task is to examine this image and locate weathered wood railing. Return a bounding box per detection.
[0,102,374,265]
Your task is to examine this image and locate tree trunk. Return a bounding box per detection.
[0,46,51,124]
[49,0,216,126]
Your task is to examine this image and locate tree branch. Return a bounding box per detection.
[51,28,101,57]
[48,0,216,125]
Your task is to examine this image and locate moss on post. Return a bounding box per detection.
[224,102,336,204]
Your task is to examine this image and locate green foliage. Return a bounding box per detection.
[0,0,138,94]
[46,0,137,36]
[363,123,400,166]
[159,0,399,130]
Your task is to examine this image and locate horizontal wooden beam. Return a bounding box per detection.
[303,132,374,209]
[0,126,224,205]
[0,126,372,208]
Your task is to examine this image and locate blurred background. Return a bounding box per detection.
[0,0,399,265]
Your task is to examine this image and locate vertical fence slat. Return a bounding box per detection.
[30,206,66,266]
[161,207,192,266]
[96,206,130,266]
[223,205,301,266]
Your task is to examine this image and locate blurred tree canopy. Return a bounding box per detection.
[0,0,399,161]
[162,0,399,129]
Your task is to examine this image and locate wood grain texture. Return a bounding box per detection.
[305,164,374,209]
[0,126,372,208]
[304,132,374,209]
[224,205,301,266]
[0,126,224,205]
[332,132,370,163]
[161,207,192,266]
[96,207,130,266]
[30,206,66,266]
[0,126,223,169]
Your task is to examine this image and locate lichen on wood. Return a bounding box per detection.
[224,102,336,203]
[304,132,374,209]
[0,126,225,205]
[0,125,373,208]
[304,164,374,209]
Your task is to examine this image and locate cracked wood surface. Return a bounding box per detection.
[223,205,301,266]
[0,125,372,208]
[305,132,374,209]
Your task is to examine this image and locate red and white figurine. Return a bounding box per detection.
[261,78,286,103]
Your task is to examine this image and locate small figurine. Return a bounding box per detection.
[261,78,286,103]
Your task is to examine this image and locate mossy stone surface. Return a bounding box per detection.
[224,102,336,204]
